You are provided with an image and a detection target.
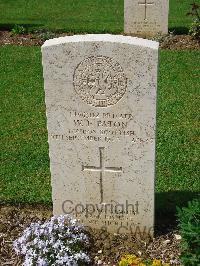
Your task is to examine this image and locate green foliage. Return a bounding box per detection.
[38,31,57,41]
[187,2,200,39]
[152,31,174,43]
[32,29,58,41]
[189,19,200,39]
[11,25,26,35]
[187,2,200,19]
[177,199,200,265]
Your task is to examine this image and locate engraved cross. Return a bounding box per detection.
[82,147,122,203]
[138,0,154,20]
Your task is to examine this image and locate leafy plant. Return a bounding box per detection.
[152,31,174,43]
[189,19,200,39]
[11,25,27,35]
[187,2,200,39]
[177,198,200,266]
[13,215,90,265]
[36,30,57,41]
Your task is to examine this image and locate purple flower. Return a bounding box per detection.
[13,215,90,265]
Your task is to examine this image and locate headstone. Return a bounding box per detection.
[124,0,169,37]
[42,34,159,237]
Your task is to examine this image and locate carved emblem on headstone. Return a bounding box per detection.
[73,56,127,107]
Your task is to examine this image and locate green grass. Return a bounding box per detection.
[157,50,200,192]
[169,0,194,33]
[0,46,51,204]
[0,46,199,208]
[0,0,195,34]
[156,50,200,212]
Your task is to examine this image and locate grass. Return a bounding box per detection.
[156,50,200,213]
[157,50,200,192]
[0,46,51,204]
[0,46,199,209]
[0,0,195,34]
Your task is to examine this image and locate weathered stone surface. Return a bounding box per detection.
[124,0,169,37]
[42,34,159,236]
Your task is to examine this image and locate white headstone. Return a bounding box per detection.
[124,0,169,37]
[42,34,159,237]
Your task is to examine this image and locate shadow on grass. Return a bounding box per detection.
[0,23,44,31]
[0,23,121,34]
[169,26,189,35]
[155,190,199,235]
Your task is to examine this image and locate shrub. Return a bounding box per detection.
[187,2,200,39]
[177,198,200,265]
[36,30,57,41]
[189,19,200,39]
[11,25,27,35]
[13,215,90,266]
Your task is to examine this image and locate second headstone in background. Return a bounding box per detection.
[124,0,169,37]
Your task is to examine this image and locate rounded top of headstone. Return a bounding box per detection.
[42,34,159,50]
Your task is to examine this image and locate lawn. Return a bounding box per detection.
[0,0,195,33]
[0,46,199,211]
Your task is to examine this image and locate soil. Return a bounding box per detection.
[0,30,199,50]
[0,205,182,266]
[159,34,200,50]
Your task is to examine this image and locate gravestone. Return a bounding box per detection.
[42,34,159,236]
[124,0,169,37]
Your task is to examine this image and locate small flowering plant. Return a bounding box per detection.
[13,215,90,266]
[119,254,146,266]
[119,254,170,266]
